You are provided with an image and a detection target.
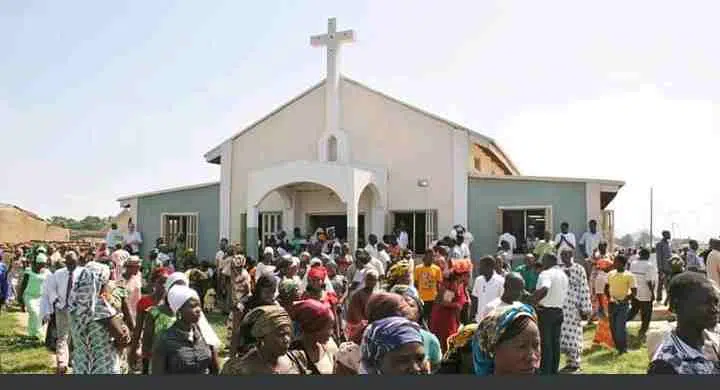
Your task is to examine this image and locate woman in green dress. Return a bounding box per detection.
[19,253,51,339]
[69,261,132,374]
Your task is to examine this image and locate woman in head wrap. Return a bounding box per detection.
[130,266,170,374]
[222,305,311,375]
[289,299,338,374]
[429,268,468,353]
[143,272,221,370]
[301,265,338,305]
[389,286,443,372]
[69,261,131,374]
[592,254,615,350]
[151,285,219,374]
[439,323,478,374]
[277,277,301,312]
[229,272,280,357]
[472,304,540,375]
[19,253,52,339]
[387,261,417,296]
[360,316,427,375]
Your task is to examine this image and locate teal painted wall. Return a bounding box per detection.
[468,178,587,262]
[136,184,220,262]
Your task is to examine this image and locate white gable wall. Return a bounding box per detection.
[342,80,458,234]
[229,79,464,243]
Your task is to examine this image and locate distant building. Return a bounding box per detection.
[0,203,70,243]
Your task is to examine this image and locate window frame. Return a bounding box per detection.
[496,205,553,254]
[160,212,200,254]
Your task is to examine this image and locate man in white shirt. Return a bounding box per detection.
[349,249,378,293]
[452,234,472,260]
[215,238,228,267]
[364,234,379,260]
[396,224,410,250]
[376,242,392,269]
[123,222,143,255]
[532,253,569,375]
[498,230,517,253]
[40,251,81,375]
[627,248,657,338]
[478,272,525,320]
[579,220,603,259]
[472,256,505,323]
[105,223,123,249]
[554,222,577,257]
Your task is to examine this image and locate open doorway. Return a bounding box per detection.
[307,214,365,242]
[392,211,434,253]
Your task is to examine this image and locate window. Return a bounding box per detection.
[327,135,338,162]
[258,212,282,247]
[496,207,552,254]
[161,213,199,254]
[391,210,438,253]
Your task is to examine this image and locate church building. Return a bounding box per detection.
[117,18,623,262]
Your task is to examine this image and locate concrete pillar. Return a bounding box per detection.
[246,206,259,260]
[347,202,358,251]
[370,206,386,239]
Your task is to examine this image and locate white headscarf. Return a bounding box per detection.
[165,272,189,292]
[164,274,221,347]
[167,285,199,313]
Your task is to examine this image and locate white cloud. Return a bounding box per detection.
[495,84,719,240]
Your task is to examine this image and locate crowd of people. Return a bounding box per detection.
[0,220,719,376]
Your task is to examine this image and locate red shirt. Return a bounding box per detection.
[136,295,155,314]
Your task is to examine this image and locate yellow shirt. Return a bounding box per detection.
[414,264,443,302]
[607,270,637,302]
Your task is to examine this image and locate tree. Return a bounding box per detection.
[617,234,634,248]
[636,230,652,248]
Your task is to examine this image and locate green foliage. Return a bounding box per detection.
[48,215,112,231]
[0,310,53,374]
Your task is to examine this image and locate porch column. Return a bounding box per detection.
[346,202,358,251]
[281,190,295,235]
[246,206,259,260]
[370,206,386,239]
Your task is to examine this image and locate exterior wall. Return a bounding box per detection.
[467,177,587,260]
[469,144,510,176]
[341,80,457,233]
[0,208,70,243]
[229,79,466,243]
[136,184,219,262]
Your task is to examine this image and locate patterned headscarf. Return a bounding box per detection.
[241,305,292,339]
[388,260,411,283]
[445,323,478,360]
[360,316,423,374]
[472,303,537,376]
[451,258,473,275]
[278,277,300,303]
[70,261,115,328]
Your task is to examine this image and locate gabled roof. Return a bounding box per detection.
[117,181,220,202]
[203,76,520,174]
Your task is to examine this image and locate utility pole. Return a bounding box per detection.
[649,186,654,248]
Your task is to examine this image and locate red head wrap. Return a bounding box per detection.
[307,265,328,281]
[291,299,334,333]
[151,266,171,283]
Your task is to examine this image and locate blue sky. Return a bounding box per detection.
[1,0,718,241]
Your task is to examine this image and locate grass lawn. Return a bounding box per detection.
[0,308,54,374]
[563,323,649,374]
